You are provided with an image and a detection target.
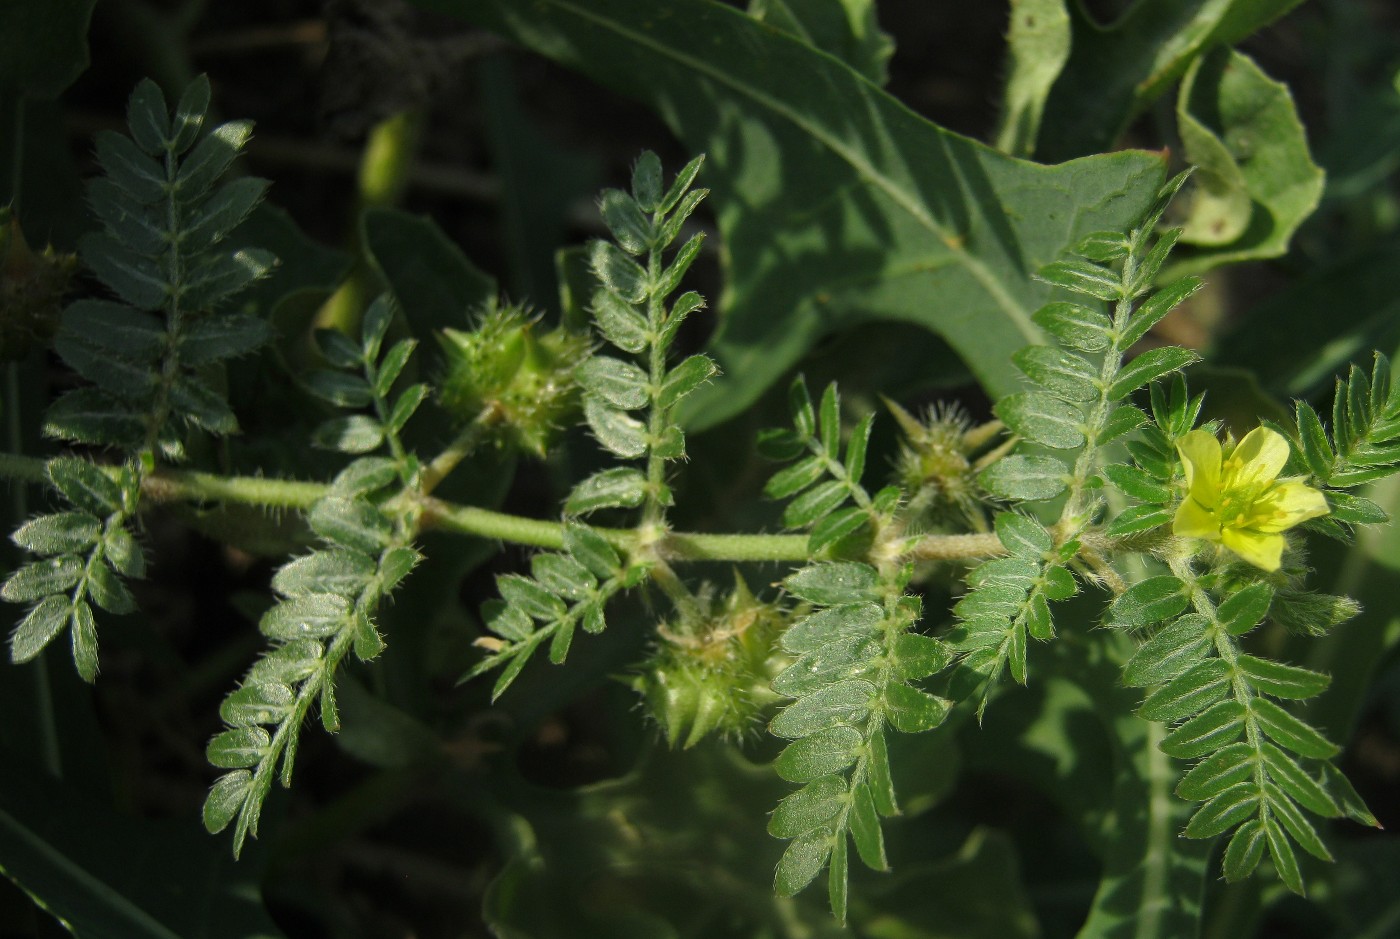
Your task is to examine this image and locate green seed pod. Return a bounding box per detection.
[437,301,590,457]
[888,398,1001,528]
[633,575,791,749]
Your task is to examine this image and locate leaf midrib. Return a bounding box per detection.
[0,805,183,939]
[546,0,1038,343]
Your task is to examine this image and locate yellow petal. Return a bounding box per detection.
[1221,527,1285,571]
[1176,430,1222,507]
[1173,495,1220,540]
[1249,480,1330,533]
[1227,427,1291,488]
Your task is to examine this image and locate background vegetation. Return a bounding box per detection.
[2,1,1399,937]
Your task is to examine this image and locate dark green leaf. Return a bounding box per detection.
[183,177,271,252]
[773,827,832,898]
[1137,657,1231,722]
[1035,258,1122,301]
[657,354,718,410]
[531,554,596,601]
[1107,575,1189,627]
[1100,403,1149,443]
[2,556,84,603]
[883,683,951,733]
[387,384,429,434]
[259,594,351,641]
[305,370,373,408]
[1176,742,1256,800]
[769,679,874,739]
[565,467,647,515]
[598,188,651,254]
[497,573,566,621]
[1123,614,1211,687]
[1160,699,1246,758]
[1264,817,1303,895]
[1266,785,1332,861]
[374,339,417,397]
[175,120,251,194]
[589,239,648,303]
[1012,346,1099,402]
[781,603,884,655]
[1252,698,1339,759]
[87,563,135,614]
[584,398,648,458]
[563,523,622,577]
[1104,504,1173,537]
[995,392,1084,449]
[789,377,816,438]
[272,549,376,598]
[1222,818,1266,881]
[995,513,1053,558]
[773,634,881,697]
[12,513,101,555]
[1237,655,1330,700]
[1261,744,1336,818]
[848,781,887,871]
[783,562,880,605]
[1219,583,1274,636]
[180,248,275,311]
[1109,347,1200,400]
[308,497,393,553]
[179,313,272,366]
[207,727,270,769]
[592,292,648,353]
[1182,782,1257,838]
[9,596,71,664]
[220,681,294,726]
[577,356,650,410]
[1104,462,1173,502]
[311,415,384,454]
[774,725,863,783]
[980,454,1067,500]
[1032,301,1111,352]
[768,775,846,838]
[203,771,252,835]
[808,507,869,553]
[783,480,849,529]
[1120,276,1203,347]
[766,456,827,500]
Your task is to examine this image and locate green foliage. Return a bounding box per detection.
[6,5,1400,936]
[3,75,271,680]
[203,296,424,856]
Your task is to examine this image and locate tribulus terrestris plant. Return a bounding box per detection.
[4,2,1399,937]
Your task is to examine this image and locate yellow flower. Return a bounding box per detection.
[1172,427,1329,571]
